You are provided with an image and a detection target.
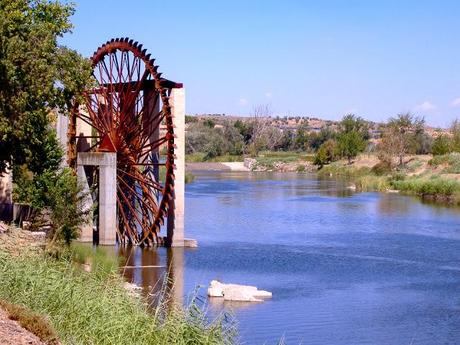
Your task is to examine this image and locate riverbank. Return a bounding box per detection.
[186,151,315,173]
[185,152,460,206]
[0,226,235,345]
[186,161,249,172]
[318,153,460,206]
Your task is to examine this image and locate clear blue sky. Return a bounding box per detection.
[61,0,460,127]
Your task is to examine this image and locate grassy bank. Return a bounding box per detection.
[318,154,460,205]
[252,151,314,171]
[0,246,234,345]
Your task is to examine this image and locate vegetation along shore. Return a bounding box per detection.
[186,112,460,205]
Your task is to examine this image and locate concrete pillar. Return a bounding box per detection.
[0,168,13,222]
[77,152,117,245]
[77,164,93,242]
[167,247,184,306]
[97,153,117,245]
[168,88,185,247]
[56,113,69,162]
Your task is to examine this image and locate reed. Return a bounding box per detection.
[0,250,235,345]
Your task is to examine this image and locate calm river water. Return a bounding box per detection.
[118,172,460,344]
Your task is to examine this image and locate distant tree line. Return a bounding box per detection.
[185,109,460,167]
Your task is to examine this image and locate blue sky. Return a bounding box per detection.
[61,0,460,127]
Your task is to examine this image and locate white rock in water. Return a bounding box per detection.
[207,280,224,297]
[207,280,272,302]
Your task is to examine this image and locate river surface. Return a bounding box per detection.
[118,172,460,344]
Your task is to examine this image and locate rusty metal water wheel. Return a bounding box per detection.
[68,38,176,246]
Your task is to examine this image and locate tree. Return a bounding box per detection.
[308,127,335,151]
[314,139,338,167]
[221,121,244,155]
[336,114,367,163]
[379,113,423,167]
[0,0,92,175]
[294,122,309,151]
[0,0,92,244]
[337,131,366,164]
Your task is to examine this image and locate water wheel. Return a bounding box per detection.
[67,38,178,246]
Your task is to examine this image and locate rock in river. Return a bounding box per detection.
[207,280,272,302]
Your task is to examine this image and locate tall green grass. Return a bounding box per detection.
[0,251,235,345]
[391,177,460,202]
[355,175,390,192]
[317,164,372,178]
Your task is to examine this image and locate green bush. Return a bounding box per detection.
[14,167,90,245]
[371,161,392,176]
[432,135,453,155]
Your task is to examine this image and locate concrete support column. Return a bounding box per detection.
[0,168,13,222]
[168,88,185,247]
[77,152,117,245]
[167,247,184,306]
[77,164,93,242]
[97,153,117,245]
[56,113,69,162]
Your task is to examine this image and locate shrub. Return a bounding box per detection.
[314,139,339,167]
[432,135,453,155]
[14,168,90,245]
[371,161,392,176]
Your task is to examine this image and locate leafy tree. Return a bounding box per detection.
[294,122,309,150]
[308,127,335,151]
[314,139,338,167]
[277,129,294,151]
[340,114,369,139]
[0,0,92,174]
[336,114,367,163]
[337,131,366,164]
[432,135,453,155]
[221,121,244,155]
[1,0,92,244]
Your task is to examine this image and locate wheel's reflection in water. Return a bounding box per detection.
[116,246,185,309]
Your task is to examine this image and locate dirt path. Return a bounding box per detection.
[0,308,45,345]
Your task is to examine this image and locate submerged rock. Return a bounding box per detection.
[207,280,272,302]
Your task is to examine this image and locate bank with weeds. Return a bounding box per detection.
[318,155,460,206]
[0,229,235,345]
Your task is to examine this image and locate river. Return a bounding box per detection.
[118,171,460,344]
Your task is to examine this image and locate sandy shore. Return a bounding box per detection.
[186,162,249,172]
